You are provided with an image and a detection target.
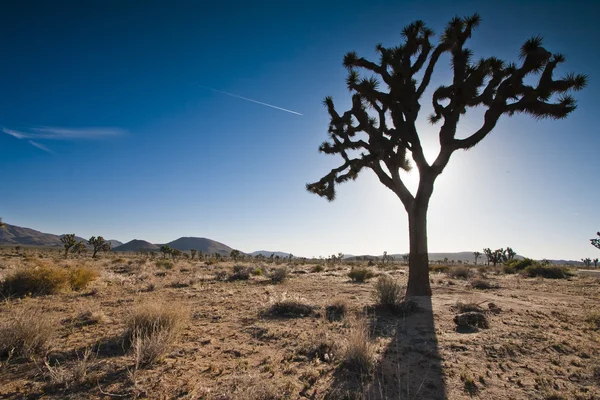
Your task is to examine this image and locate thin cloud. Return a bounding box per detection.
[2,126,125,140]
[196,84,303,116]
[27,140,54,154]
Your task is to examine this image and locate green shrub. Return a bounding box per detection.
[373,275,403,309]
[269,267,289,283]
[524,265,572,279]
[312,265,325,273]
[506,258,535,272]
[3,265,70,297]
[252,267,263,276]
[348,267,375,283]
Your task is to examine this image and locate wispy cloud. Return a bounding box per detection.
[2,126,125,153]
[196,84,303,116]
[27,140,54,154]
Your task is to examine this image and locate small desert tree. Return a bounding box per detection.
[582,258,592,268]
[591,232,600,250]
[60,234,77,258]
[473,251,481,265]
[307,15,587,296]
[230,249,241,261]
[190,249,197,260]
[73,240,87,255]
[593,258,599,268]
[88,236,111,258]
[160,245,172,259]
[503,247,517,262]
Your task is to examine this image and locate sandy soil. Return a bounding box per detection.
[0,252,599,399]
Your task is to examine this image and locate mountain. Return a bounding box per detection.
[108,239,124,248]
[250,250,292,258]
[165,237,233,255]
[0,223,63,247]
[0,223,121,248]
[113,239,159,252]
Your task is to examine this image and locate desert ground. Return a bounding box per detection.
[1,250,599,399]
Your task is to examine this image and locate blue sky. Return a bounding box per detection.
[1,0,598,260]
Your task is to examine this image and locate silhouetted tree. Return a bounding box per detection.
[583,258,592,268]
[503,247,517,262]
[88,236,111,258]
[382,251,388,264]
[230,249,241,261]
[473,251,481,265]
[591,232,600,250]
[307,15,587,296]
[593,258,598,268]
[160,245,171,259]
[15,245,21,255]
[171,248,182,260]
[60,234,77,258]
[190,249,197,260]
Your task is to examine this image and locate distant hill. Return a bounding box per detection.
[0,223,63,247]
[113,239,159,252]
[346,252,526,263]
[250,250,292,258]
[107,239,124,248]
[166,237,233,255]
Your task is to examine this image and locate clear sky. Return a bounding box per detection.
[1,0,598,260]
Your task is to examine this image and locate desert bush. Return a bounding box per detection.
[585,310,600,330]
[252,267,263,276]
[0,307,54,358]
[504,258,535,274]
[373,275,404,309]
[447,266,472,280]
[214,270,229,281]
[344,316,374,373]
[269,266,289,283]
[2,264,70,297]
[264,296,315,318]
[430,264,449,273]
[229,265,252,281]
[68,266,98,291]
[155,260,173,270]
[302,330,338,363]
[453,301,484,313]
[348,267,375,283]
[325,299,348,322]
[124,302,186,367]
[524,265,572,279]
[470,278,499,290]
[312,265,325,273]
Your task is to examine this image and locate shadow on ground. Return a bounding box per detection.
[327,296,446,399]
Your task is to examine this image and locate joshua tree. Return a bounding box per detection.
[190,249,197,260]
[230,249,241,261]
[88,236,111,258]
[582,258,592,268]
[591,232,600,250]
[60,234,77,258]
[483,248,504,266]
[159,245,171,259]
[307,15,587,296]
[593,258,598,268]
[503,247,517,262]
[15,245,21,255]
[171,248,182,260]
[473,251,481,265]
[73,240,87,255]
[382,251,388,264]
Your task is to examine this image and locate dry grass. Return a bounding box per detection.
[343,316,374,374]
[0,306,55,358]
[2,264,70,296]
[263,294,316,318]
[68,266,99,291]
[373,274,404,309]
[447,266,473,280]
[124,301,187,368]
[348,267,375,283]
[325,299,348,322]
[269,266,289,283]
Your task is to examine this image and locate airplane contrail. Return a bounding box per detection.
[196,84,303,116]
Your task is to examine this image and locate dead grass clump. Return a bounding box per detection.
[312,264,325,273]
[585,310,600,330]
[2,264,70,297]
[155,260,173,270]
[124,302,187,367]
[264,296,315,318]
[326,299,348,322]
[470,278,499,290]
[452,301,484,313]
[373,275,403,309]
[430,264,449,273]
[269,266,289,283]
[343,316,374,374]
[348,267,375,283]
[43,348,94,389]
[0,307,55,358]
[302,330,338,362]
[447,266,473,280]
[68,266,99,291]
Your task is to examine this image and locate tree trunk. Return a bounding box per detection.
[406,202,432,296]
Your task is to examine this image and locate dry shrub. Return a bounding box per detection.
[224,373,297,400]
[452,301,484,313]
[303,330,338,362]
[2,264,70,296]
[470,278,499,290]
[430,264,450,273]
[312,265,325,273]
[447,266,473,280]
[124,302,187,367]
[43,348,93,388]
[585,310,600,330]
[0,306,55,358]
[269,266,289,283]
[68,266,99,291]
[348,267,375,283]
[326,299,348,322]
[373,275,403,309]
[264,294,315,318]
[344,316,374,374]
[229,265,252,281]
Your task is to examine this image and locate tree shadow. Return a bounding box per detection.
[327,296,447,399]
